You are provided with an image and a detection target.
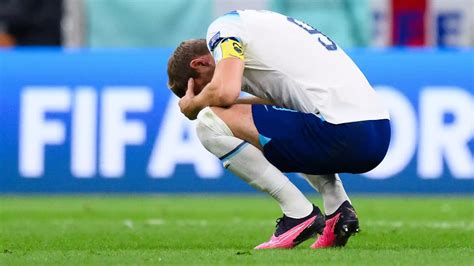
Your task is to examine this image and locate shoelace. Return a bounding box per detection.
[274,215,292,236]
[275,216,284,228]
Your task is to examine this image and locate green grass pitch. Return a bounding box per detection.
[1,196,473,265]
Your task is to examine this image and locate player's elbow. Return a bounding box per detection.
[218,88,240,106]
[210,81,240,106]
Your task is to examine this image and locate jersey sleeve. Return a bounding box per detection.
[206,11,246,63]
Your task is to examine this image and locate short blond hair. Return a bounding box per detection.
[167,39,209,97]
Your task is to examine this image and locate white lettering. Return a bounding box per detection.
[418,87,474,179]
[100,88,152,177]
[19,88,70,177]
[71,88,98,178]
[148,97,222,178]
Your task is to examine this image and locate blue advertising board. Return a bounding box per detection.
[0,48,473,193]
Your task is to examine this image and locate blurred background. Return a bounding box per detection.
[1,0,473,48]
[0,0,473,194]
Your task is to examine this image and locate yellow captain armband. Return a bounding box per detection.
[213,38,244,62]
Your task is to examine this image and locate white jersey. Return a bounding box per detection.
[206,10,389,124]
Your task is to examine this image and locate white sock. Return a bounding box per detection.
[302,174,350,215]
[223,141,313,218]
[196,107,313,218]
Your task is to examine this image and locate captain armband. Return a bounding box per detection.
[212,37,244,62]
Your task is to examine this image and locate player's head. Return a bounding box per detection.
[167,39,215,98]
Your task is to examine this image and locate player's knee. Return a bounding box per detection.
[196,107,234,153]
[196,107,233,138]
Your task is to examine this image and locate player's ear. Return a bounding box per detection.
[190,55,212,70]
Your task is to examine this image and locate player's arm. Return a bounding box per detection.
[179,57,243,120]
[193,57,244,107]
[234,96,275,105]
[179,36,246,120]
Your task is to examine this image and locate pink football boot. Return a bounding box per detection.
[255,205,325,249]
[311,201,359,249]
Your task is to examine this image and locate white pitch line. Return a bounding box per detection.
[176,220,209,227]
[145,219,165,225]
[143,219,209,227]
[48,218,473,231]
[365,220,474,231]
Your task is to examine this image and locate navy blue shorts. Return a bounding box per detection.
[252,105,391,174]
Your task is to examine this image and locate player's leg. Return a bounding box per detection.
[222,103,356,233]
[302,174,359,248]
[249,104,390,248]
[195,105,325,249]
[302,174,350,216]
[198,105,313,219]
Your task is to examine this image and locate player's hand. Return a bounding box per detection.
[178,78,200,120]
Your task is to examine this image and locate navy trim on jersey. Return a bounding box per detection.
[209,36,242,52]
[224,10,239,16]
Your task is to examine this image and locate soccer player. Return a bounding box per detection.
[167,10,390,249]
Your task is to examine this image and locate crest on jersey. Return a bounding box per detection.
[208,31,222,51]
